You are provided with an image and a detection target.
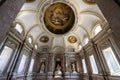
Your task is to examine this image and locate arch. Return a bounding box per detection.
[80,11,105,21]
[66,45,75,52]
[52,46,65,53]
[17,10,38,18]
[73,25,90,46]
[26,24,43,44]
[39,45,50,52]
[26,24,40,35]
[78,25,91,39]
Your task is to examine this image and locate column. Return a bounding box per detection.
[64,53,71,78]
[91,40,109,80]
[62,54,66,73]
[83,48,92,80]
[47,53,54,79]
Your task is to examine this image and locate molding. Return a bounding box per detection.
[27,24,39,34]
[80,11,105,21]
[17,10,38,18]
[82,0,96,5]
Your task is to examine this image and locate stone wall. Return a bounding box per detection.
[0,0,25,44]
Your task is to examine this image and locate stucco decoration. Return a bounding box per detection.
[68,36,77,43]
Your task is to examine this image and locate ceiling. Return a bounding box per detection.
[15,0,108,53]
[44,2,75,34]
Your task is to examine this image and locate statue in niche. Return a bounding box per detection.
[40,62,45,73]
[71,62,77,73]
[54,64,62,78]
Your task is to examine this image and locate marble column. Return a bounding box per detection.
[47,53,55,79]
[83,48,92,80]
[64,54,71,78]
[62,54,66,73]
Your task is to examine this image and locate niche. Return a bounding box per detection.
[54,58,62,78]
[71,61,77,73]
[40,59,46,73]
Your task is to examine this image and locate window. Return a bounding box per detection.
[28,37,32,44]
[79,45,82,50]
[82,59,87,73]
[84,37,89,45]
[89,55,98,74]
[34,44,38,49]
[15,24,23,34]
[28,58,35,73]
[17,54,27,73]
[102,47,120,76]
[0,46,13,73]
[94,24,102,35]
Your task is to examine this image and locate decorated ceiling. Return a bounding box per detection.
[44,3,75,34]
[15,0,108,53]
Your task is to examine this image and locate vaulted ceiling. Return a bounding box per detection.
[15,0,108,53]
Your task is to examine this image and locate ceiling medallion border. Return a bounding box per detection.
[82,0,96,5]
[39,0,78,36]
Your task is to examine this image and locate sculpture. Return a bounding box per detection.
[40,62,45,73]
[54,64,62,78]
[71,62,77,73]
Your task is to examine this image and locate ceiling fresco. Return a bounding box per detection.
[44,2,75,34]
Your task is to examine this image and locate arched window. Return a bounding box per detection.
[94,24,102,35]
[14,24,23,34]
[34,44,38,49]
[78,45,82,50]
[84,37,89,45]
[27,36,33,44]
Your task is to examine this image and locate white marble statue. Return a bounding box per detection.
[54,64,62,78]
[71,62,77,73]
[40,62,45,73]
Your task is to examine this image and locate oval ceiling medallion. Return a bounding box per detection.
[40,36,49,43]
[26,0,35,3]
[82,0,96,4]
[44,3,75,34]
[68,36,77,43]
